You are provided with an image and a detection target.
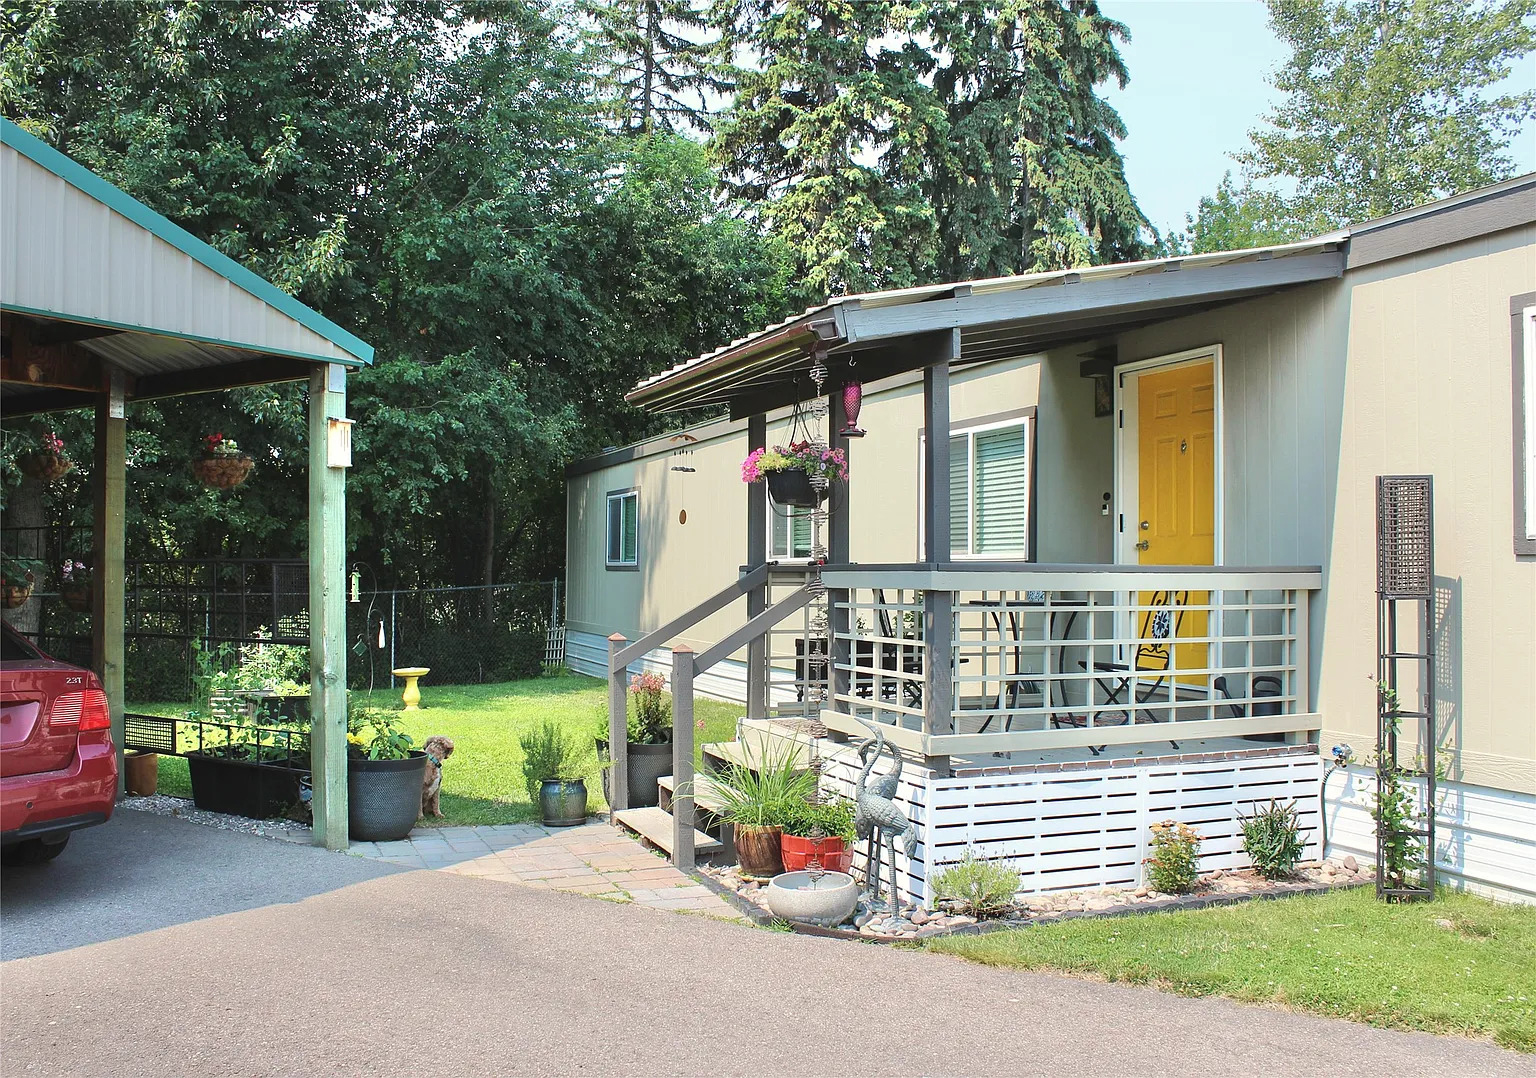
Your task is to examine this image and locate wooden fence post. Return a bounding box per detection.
[607,633,630,816]
[671,645,696,871]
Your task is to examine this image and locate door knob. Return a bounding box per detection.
[1135,539,1150,551]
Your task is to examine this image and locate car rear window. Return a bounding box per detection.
[1,623,42,662]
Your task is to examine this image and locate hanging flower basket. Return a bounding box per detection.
[16,451,74,482]
[192,433,253,489]
[192,454,255,490]
[60,584,92,613]
[1,580,34,610]
[765,469,823,508]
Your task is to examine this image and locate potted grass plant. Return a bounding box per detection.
[711,742,815,878]
[740,441,848,508]
[520,720,591,827]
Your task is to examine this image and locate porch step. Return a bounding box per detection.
[703,736,813,773]
[613,806,721,857]
[656,773,730,816]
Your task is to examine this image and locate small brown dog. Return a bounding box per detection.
[420,735,455,818]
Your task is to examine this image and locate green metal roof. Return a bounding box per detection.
[0,118,372,366]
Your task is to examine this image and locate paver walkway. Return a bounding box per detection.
[349,817,744,919]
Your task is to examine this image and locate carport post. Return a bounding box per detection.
[91,367,127,794]
[309,364,349,850]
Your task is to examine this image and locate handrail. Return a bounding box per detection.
[692,584,815,674]
[612,562,770,668]
[821,563,1322,592]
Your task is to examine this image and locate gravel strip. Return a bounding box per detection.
[119,795,313,844]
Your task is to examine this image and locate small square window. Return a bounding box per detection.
[606,489,638,568]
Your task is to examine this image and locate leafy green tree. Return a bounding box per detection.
[918,0,1150,278]
[581,0,728,133]
[1160,171,1324,255]
[708,0,941,299]
[1238,0,1536,225]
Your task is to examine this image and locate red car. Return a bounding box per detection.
[1,620,117,863]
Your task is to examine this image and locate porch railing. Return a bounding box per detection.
[819,564,1322,762]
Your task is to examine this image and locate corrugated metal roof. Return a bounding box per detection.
[0,119,372,370]
[628,236,1347,414]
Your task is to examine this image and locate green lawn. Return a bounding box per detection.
[927,887,1536,1051]
[131,673,746,827]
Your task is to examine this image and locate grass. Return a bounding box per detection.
[926,887,1536,1052]
[129,672,746,828]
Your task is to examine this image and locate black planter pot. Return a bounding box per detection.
[538,778,589,827]
[765,469,824,508]
[348,751,430,842]
[187,751,309,819]
[596,738,672,808]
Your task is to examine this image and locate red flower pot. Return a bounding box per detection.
[780,833,853,874]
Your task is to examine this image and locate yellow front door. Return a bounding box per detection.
[1135,360,1215,681]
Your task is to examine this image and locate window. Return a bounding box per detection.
[1517,298,1536,556]
[606,489,638,568]
[771,505,814,560]
[923,415,1034,558]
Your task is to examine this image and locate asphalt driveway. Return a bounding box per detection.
[1,809,397,960]
[1,815,1528,1077]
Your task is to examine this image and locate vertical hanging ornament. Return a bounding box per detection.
[840,381,866,438]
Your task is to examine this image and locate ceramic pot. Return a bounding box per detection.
[348,751,430,841]
[538,777,588,827]
[596,738,672,808]
[780,833,853,874]
[124,751,159,796]
[734,823,784,878]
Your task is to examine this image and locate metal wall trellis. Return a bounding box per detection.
[1375,475,1436,901]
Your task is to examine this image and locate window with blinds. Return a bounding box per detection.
[771,505,813,559]
[925,418,1033,558]
[606,489,638,567]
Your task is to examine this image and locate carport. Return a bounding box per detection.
[0,119,366,848]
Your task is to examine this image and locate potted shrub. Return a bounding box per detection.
[596,671,673,808]
[347,707,429,842]
[58,559,92,612]
[0,553,42,609]
[520,720,591,827]
[15,430,73,482]
[740,441,848,509]
[779,796,856,874]
[191,432,255,490]
[711,742,815,878]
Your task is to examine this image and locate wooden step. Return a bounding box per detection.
[613,806,721,856]
[703,731,813,773]
[656,774,731,815]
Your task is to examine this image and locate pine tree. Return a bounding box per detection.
[707,0,940,300]
[917,0,1150,278]
[581,0,728,134]
[1238,0,1536,226]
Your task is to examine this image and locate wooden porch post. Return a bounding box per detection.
[923,332,959,775]
[670,645,696,870]
[308,363,349,850]
[745,413,768,719]
[607,632,630,814]
[91,367,127,794]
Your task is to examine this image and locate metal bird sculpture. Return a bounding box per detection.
[852,720,917,913]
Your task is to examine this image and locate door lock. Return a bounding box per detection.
[1139,520,1150,530]
[1135,539,1150,551]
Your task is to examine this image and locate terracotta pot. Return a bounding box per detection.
[734,823,785,878]
[60,584,92,612]
[16,451,73,482]
[780,833,853,874]
[192,454,255,490]
[125,751,159,796]
[1,582,34,609]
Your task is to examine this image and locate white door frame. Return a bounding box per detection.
[1113,344,1225,567]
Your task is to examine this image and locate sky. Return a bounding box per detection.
[1098,0,1536,237]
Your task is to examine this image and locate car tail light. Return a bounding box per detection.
[50,689,111,731]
